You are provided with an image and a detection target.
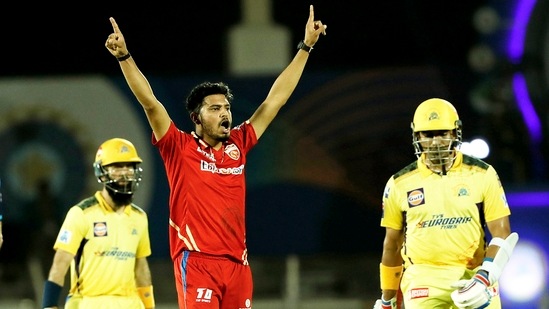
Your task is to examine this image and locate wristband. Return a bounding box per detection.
[380,263,403,290]
[381,297,395,309]
[137,285,155,309]
[473,270,490,287]
[42,280,62,307]
[297,40,313,53]
[117,53,131,62]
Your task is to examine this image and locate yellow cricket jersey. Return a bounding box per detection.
[381,151,511,269]
[54,191,152,297]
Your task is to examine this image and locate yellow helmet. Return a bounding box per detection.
[93,138,143,194]
[94,138,142,166]
[411,98,461,132]
[411,99,463,172]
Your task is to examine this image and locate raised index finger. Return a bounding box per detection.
[309,5,314,22]
[110,17,121,34]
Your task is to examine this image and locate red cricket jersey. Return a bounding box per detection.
[153,121,258,263]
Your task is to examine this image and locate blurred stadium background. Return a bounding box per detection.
[0,0,547,308]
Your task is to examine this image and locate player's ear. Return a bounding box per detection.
[190,113,201,125]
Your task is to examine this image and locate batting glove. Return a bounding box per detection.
[373,295,397,309]
[450,271,493,309]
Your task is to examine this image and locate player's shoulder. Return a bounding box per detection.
[74,195,99,210]
[158,122,193,144]
[393,161,419,180]
[461,153,490,171]
[129,203,147,215]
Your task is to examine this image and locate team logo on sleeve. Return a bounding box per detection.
[501,194,509,208]
[407,188,425,208]
[383,185,390,199]
[59,229,73,244]
[94,222,108,237]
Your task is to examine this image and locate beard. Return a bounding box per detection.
[217,133,230,142]
[202,120,231,142]
[106,185,133,206]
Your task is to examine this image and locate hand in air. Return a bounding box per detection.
[105,17,129,58]
[303,5,327,47]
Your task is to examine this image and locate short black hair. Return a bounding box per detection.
[185,81,234,114]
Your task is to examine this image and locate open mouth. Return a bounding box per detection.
[221,120,230,131]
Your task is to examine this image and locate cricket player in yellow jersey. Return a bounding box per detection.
[42,138,155,309]
[374,98,518,309]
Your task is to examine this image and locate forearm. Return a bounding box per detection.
[136,271,152,287]
[43,259,68,309]
[119,57,158,111]
[381,234,403,267]
[381,248,402,266]
[379,229,404,301]
[46,250,73,286]
[135,258,155,309]
[265,50,309,106]
[47,265,67,286]
[249,48,310,137]
[135,258,153,287]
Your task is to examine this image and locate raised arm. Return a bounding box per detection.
[249,5,327,139]
[105,17,171,141]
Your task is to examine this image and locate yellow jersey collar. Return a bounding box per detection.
[418,151,463,176]
[94,191,132,215]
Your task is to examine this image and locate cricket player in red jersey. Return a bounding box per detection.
[105,5,327,309]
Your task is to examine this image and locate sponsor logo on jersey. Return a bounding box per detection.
[196,146,215,161]
[200,161,244,175]
[407,188,425,207]
[410,287,429,299]
[94,222,108,237]
[95,248,136,260]
[416,214,472,229]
